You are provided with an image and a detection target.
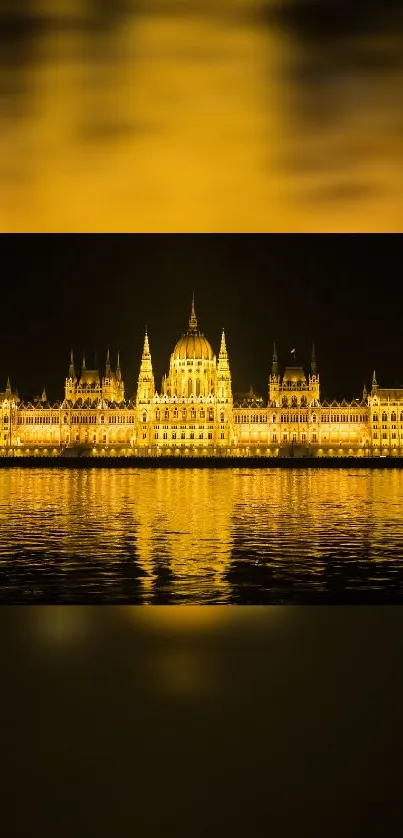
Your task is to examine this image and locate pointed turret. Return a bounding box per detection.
[372,370,378,392]
[219,328,228,359]
[362,383,368,402]
[5,376,11,396]
[116,350,122,383]
[188,293,198,334]
[68,350,75,380]
[41,386,47,403]
[136,329,155,404]
[105,346,111,377]
[217,328,232,405]
[271,343,278,378]
[311,342,317,377]
[82,353,86,372]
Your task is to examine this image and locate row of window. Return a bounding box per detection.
[154,408,217,420]
[373,432,403,439]
[154,424,214,431]
[234,415,268,424]
[373,412,403,422]
[16,415,60,425]
[154,432,216,440]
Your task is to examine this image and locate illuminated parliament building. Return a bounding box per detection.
[1,299,403,458]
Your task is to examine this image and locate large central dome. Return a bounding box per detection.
[172,298,214,361]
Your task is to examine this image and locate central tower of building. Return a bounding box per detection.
[161,296,216,398]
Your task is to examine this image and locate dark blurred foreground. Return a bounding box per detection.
[2,606,403,836]
[1,1,402,230]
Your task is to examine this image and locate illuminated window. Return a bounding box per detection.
[208,432,213,440]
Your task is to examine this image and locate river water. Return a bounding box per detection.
[1,467,403,603]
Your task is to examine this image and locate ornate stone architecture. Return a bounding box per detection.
[1,299,403,457]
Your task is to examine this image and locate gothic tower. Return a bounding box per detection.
[268,343,280,405]
[136,330,155,406]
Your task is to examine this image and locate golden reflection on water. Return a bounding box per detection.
[1,468,403,603]
[1,1,402,231]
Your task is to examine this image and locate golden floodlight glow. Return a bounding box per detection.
[1,1,402,231]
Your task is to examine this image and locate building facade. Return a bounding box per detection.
[1,300,403,458]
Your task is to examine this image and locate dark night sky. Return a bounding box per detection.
[2,234,401,403]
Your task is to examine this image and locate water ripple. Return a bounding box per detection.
[0,468,403,603]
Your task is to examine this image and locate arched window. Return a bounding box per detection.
[373,413,378,422]
[142,413,147,423]
[282,396,288,407]
[301,396,307,407]
[220,412,224,423]
[191,408,196,419]
[63,415,68,424]
[291,396,298,407]
[382,411,387,422]
[312,414,317,423]
[272,414,276,423]
[174,408,178,419]
[208,408,214,420]
[101,415,105,424]
[391,411,396,422]
[156,409,160,420]
[200,408,205,419]
[164,409,169,420]
[182,408,187,419]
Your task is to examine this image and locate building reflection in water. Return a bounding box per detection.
[1,1,402,231]
[1,467,403,603]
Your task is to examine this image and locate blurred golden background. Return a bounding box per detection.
[1,0,402,231]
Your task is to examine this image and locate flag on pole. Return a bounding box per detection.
[291,347,296,355]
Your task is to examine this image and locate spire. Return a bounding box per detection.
[219,328,227,358]
[311,342,317,377]
[5,376,11,396]
[41,386,47,403]
[362,383,368,401]
[82,353,86,372]
[136,330,155,404]
[116,350,121,382]
[68,349,75,380]
[105,346,111,377]
[143,328,150,357]
[372,369,378,390]
[188,293,198,334]
[271,343,278,378]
